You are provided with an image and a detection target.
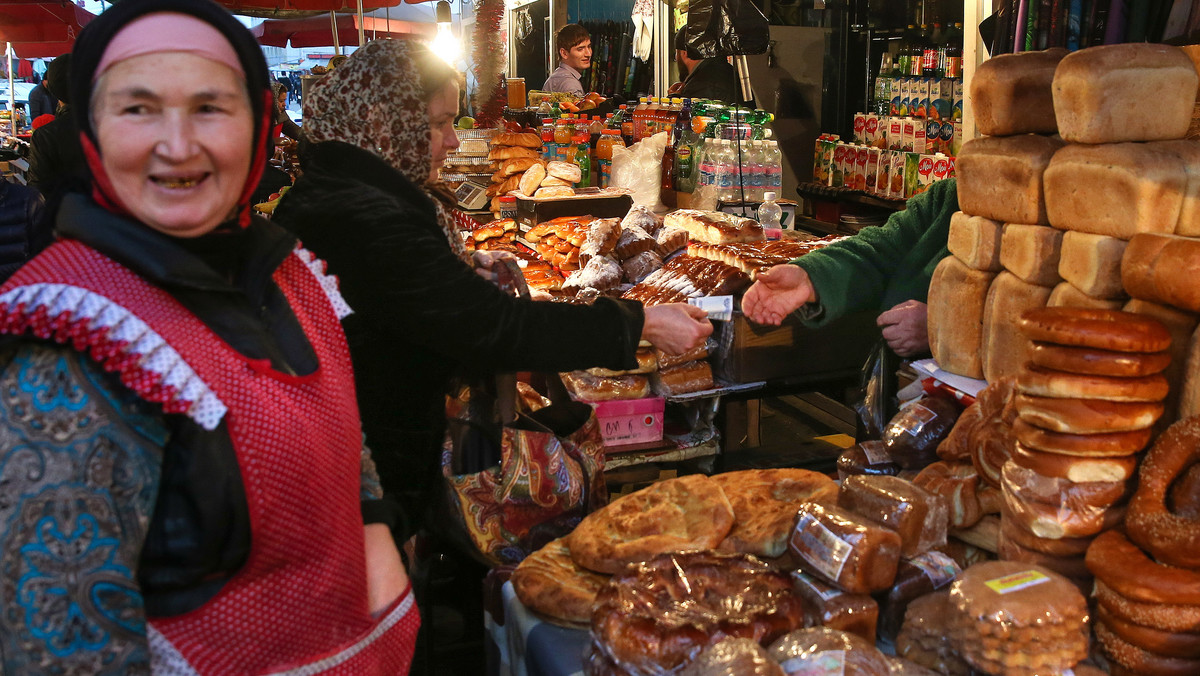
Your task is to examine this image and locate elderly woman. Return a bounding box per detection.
[0,0,416,673]
[273,41,713,537]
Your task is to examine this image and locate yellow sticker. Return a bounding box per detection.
[984,570,1050,595]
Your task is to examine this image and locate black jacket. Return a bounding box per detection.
[274,141,644,520]
[28,83,57,120]
[29,106,87,195]
[0,179,47,283]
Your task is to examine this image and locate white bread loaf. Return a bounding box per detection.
[927,256,998,379]
[1052,43,1199,144]
[1120,233,1200,312]
[1000,223,1063,286]
[1156,140,1200,236]
[1122,298,1197,428]
[972,48,1066,136]
[947,211,1003,271]
[1044,142,1187,238]
[982,271,1054,383]
[1048,282,1124,311]
[956,135,1064,225]
[1057,231,1127,299]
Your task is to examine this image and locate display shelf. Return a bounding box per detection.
[604,437,720,470]
[796,181,908,211]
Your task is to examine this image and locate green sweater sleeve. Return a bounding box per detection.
[794,178,958,328]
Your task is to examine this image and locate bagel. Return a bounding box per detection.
[1001,460,1131,509]
[1013,418,1152,457]
[1029,341,1171,377]
[1011,442,1139,482]
[1171,463,1200,520]
[1000,507,1095,557]
[1126,416,1200,569]
[996,530,1092,579]
[1086,530,1200,606]
[1015,393,1164,433]
[1096,605,1200,659]
[1095,580,1200,634]
[1096,622,1200,676]
[1001,475,1126,539]
[1017,363,1170,402]
[1017,307,1172,352]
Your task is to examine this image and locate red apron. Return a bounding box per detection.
[0,240,418,675]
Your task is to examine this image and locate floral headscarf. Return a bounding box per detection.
[304,40,468,260]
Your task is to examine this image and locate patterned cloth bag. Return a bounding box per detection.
[440,260,608,566]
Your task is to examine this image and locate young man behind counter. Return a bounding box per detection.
[543,24,591,96]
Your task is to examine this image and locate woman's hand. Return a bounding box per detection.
[363,523,409,616]
[877,300,929,357]
[641,303,713,354]
[741,265,816,326]
[471,250,519,283]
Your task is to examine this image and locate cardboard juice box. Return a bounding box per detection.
[925,119,941,153]
[855,145,869,190]
[952,79,964,121]
[951,121,963,156]
[866,147,881,194]
[932,154,952,182]
[890,150,906,199]
[903,152,921,198]
[853,113,867,144]
[916,153,937,194]
[865,114,880,147]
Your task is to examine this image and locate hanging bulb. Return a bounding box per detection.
[431,1,460,65]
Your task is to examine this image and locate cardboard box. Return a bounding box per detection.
[515,191,633,230]
[713,311,880,383]
[592,396,665,447]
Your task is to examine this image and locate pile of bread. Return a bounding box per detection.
[929,42,1200,433]
[687,236,847,279]
[485,132,586,216]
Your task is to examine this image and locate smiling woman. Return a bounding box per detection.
[0,0,418,673]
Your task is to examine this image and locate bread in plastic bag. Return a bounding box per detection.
[767,627,891,675]
[838,475,950,558]
[679,637,786,676]
[883,395,962,470]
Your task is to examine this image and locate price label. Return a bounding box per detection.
[779,650,846,676]
[984,570,1050,595]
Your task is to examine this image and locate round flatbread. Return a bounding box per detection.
[511,538,608,625]
[567,474,735,574]
[712,469,838,558]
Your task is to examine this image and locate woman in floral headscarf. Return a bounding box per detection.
[274,40,712,537]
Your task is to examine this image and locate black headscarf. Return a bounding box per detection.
[68,0,273,228]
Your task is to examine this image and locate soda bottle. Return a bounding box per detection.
[896,25,913,76]
[540,121,556,161]
[942,23,963,79]
[675,123,701,193]
[758,191,783,239]
[621,105,635,139]
[923,24,942,77]
[632,97,649,140]
[573,132,592,187]
[909,26,925,76]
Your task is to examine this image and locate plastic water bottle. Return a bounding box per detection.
[747,140,765,203]
[714,140,736,204]
[758,191,783,240]
[765,140,784,197]
[697,139,716,192]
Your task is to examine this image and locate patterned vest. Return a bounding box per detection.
[0,240,418,675]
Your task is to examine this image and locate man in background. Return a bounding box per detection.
[543,24,590,96]
[29,54,85,197]
[669,27,739,104]
[27,72,57,120]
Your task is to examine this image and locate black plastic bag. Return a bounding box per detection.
[853,339,899,441]
[685,0,770,58]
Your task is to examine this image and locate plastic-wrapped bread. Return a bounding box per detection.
[955,135,1064,225]
[790,571,879,643]
[1052,43,1199,144]
[1044,142,1187,238]
[971,48,1066,136]
[652,360,714,396]
[788,502,902,594]
[1000,223,1063,287]
[838,475,950,558]
[947,211,1003,271]
[877,551,963,643]
[679,638,785,676]
[896,591,973,676]
[836,441,901,481]
[768,627,892,676]
[882,395,962,470]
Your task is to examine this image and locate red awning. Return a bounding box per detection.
[10,40,71,59]
[251,13,434,48]
[0,1,94,45]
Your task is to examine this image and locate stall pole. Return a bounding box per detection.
[654,1,670,98]
[357,0,366,46]
[6,43,13,135]
[962,0,986,141]
[330,11,342,56]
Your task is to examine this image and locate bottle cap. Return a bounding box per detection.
[764,192,777,200]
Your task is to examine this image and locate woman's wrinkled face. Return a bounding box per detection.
[92,51,255,238]
[427,80,459,182]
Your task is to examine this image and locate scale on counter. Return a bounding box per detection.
[454,180,491,210]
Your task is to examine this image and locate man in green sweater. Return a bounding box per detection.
[743,178,959,357]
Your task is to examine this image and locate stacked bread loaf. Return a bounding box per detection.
[1086,417,1200,675]
[998,307,1170,588]
[485,131,544,215]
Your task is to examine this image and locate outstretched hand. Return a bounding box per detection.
[642,303,714,355]
[877,300,929,357]
[742,265,816,326]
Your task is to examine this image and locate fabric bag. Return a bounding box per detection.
[685,0,770,58]
[439,260,608,566]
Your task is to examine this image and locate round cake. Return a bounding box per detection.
[589,551,806,675]
[712,468,838,558]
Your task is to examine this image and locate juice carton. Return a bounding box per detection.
[951,121,963,156]
[832,143,846,188]
[853,113,867,144]
[866,147,881,194]
[865,114,880,147]
[899,78,911,116]
[903,152,921,198]
[900,118,915,152]
[932,78,953,120]
[813,134,826,182]
[932,153,952,183]
[916,153,937,194]
[947,155,957,178]
[821,136,838,185]
[917,78,933,119]
[890,150,907,199]
[855,145,869,190]
[888,117,903,150]
[875,150,891,196]
[890,79,902,115]
[952,79,964,121]
[925,119,942,153]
